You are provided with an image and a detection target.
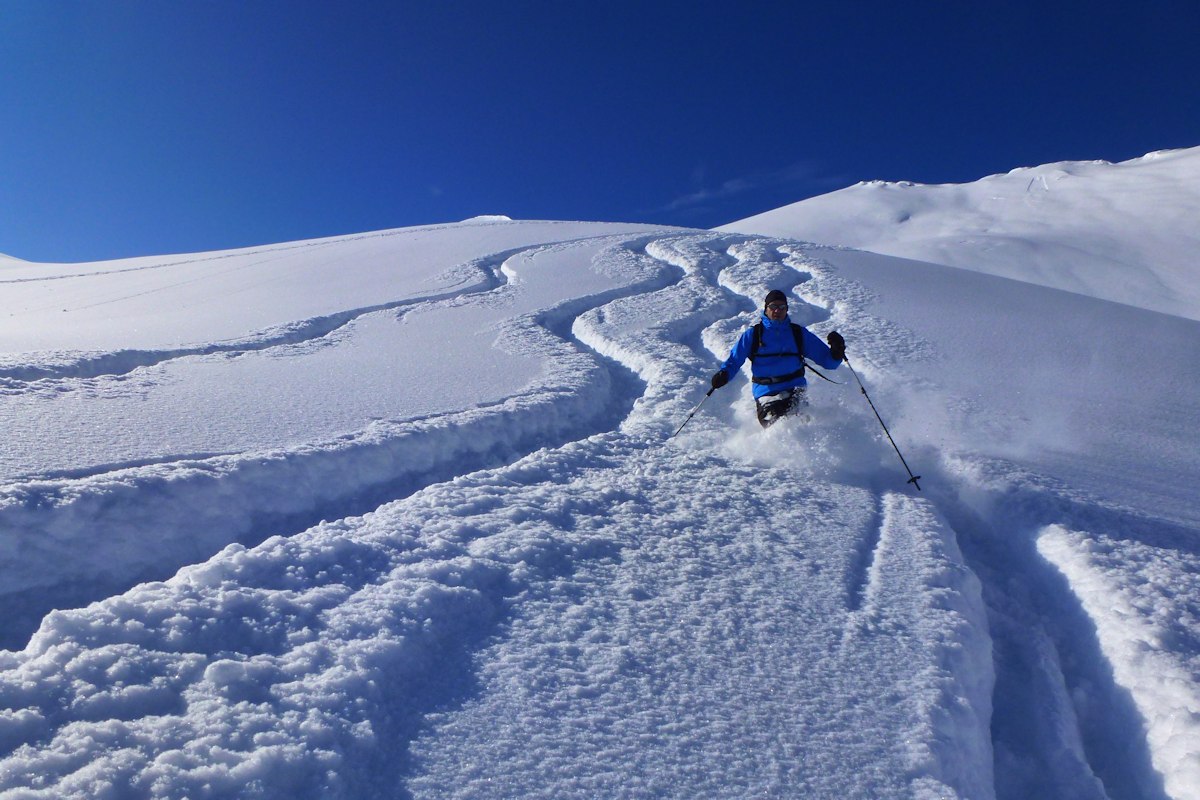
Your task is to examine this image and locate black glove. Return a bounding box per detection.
[711,369,729,390]
[826,331,846,361]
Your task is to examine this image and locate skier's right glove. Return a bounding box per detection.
[711,369,729,390]
[826,331,846,361]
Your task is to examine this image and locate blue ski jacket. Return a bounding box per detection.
[720,313,842,399]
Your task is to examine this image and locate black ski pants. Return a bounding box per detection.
[756,388,806,428]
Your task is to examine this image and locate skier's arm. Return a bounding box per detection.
[803,328,843,370]
[712,328,754,389]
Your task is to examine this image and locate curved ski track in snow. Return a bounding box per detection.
[0,233,677,644]
[0,232,625,385]
[0,227,1189,799]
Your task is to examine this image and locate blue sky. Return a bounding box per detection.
[2,1,1198,263]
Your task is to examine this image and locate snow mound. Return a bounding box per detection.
[1038,526,1200,800]
[721,145,1200,320]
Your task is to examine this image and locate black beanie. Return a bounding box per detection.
[764,289,787,309]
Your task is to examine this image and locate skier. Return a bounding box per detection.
[710,289,846,428]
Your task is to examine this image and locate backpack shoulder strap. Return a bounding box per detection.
[789,323,805,361]
[749,323,764,361]
[791,323,806,375]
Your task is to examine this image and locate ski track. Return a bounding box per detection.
[0,229,1190,798]
[783,244,1196,798]
[0,230,639,387]
[0,233,676,649]
[0,218,568,288]
[926,453,1188,799]
[0,275,478,385]
[844,495,886,614]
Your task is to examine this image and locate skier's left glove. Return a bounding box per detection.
[826,331,846,361]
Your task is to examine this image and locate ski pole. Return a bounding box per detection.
[669,386,715,439]
[844,356,922,490]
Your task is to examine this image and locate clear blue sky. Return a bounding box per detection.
[3,1,1198,262]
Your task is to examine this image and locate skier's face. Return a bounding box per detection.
[766,301,788,321]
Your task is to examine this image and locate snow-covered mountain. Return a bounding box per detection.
[1,149,1198,799]
[722,146,1200,321]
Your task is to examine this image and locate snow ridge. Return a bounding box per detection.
[1038,526,1200,800]
[722,145,1200,321]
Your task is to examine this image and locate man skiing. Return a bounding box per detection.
[710,289,846,428]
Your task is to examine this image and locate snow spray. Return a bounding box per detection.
[844,356,922,490]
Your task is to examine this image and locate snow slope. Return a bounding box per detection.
[721,146,1200,321]
[722,152,1200,799]
[1,171,1198,799]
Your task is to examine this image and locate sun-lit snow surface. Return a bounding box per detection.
[0,190,1198,799]
[722,146,1200,321]
[723,164,1200,800]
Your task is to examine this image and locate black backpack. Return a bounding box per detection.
[748,322,806,386]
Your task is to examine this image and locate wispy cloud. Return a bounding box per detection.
[659,160,846,214]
